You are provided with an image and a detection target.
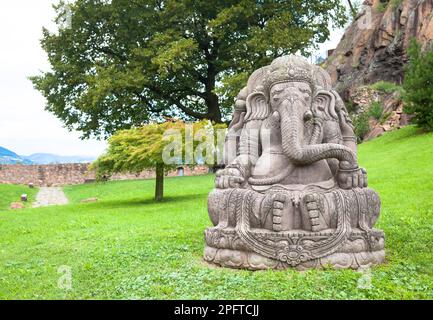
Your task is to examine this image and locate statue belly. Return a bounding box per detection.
[250,153,333,187]
[251,153,291,178]
[280,160,334,185]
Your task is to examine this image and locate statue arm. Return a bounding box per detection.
[231,119,262,173]
[216,89,269,189]
[332,90,357,156]
[307,90,366,189]
[341,129,357,156]
[216,119,263,189]
[331,90,368,188]
[223,110,245,165]
[223,87,249,165]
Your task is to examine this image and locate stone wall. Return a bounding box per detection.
[0,164,210,187]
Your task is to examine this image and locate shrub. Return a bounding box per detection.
[369,101,383,120]
[352,112,370,143]
[403,40,433,131]
[346,101,357,114]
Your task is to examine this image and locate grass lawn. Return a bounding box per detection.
[0,125,432,299]
[0,184,38,210]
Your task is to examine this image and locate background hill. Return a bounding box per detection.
[0,146,32,164]
[0,146,95,165]
[22,153,95,164]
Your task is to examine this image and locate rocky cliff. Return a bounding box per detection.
[325,0,433,99]
[324,0,433,139]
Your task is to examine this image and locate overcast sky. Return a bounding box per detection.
[0,0,347,158]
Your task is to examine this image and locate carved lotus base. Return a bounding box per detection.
[203,227,385,270]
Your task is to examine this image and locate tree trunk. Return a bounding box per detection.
[205,60,222,123]
[155,163,164,201]
[207,92,222,123]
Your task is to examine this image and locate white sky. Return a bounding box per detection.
[0,0,347,157]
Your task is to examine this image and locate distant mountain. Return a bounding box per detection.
[0,146,96,165]
[23,153,96,164]
[0,146,33,164]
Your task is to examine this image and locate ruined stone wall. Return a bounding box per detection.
[0,164,210,186]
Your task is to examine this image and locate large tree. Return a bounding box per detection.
[31,0,348,139]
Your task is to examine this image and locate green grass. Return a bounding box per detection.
[369,81,403,95]
[0,184,38,209]
[0,126,432,299]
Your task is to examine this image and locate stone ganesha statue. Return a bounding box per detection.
[204,55,385,270]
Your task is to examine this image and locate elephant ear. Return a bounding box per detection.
[245,91,270,122]
[312,90,337,121]
[247,66,270,95]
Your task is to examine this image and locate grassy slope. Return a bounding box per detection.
[0,184,38,209]
[0,126,432,299]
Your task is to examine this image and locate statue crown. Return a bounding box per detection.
[263,55,315,93]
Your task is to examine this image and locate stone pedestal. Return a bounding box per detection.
[204,228,385,270]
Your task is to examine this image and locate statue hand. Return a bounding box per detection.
[337,166,368,189]
[215,166,245,189]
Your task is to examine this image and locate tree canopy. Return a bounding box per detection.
[92,120,225,200]
[31,0,348,139]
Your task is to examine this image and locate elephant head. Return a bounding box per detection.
[263,56,358,170]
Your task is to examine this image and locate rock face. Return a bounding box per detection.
[350,86,411,139]
[324,0,433,100]
[204,55,384,270]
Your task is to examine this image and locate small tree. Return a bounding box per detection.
[92,120,225,201]
[403,40,433,131]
